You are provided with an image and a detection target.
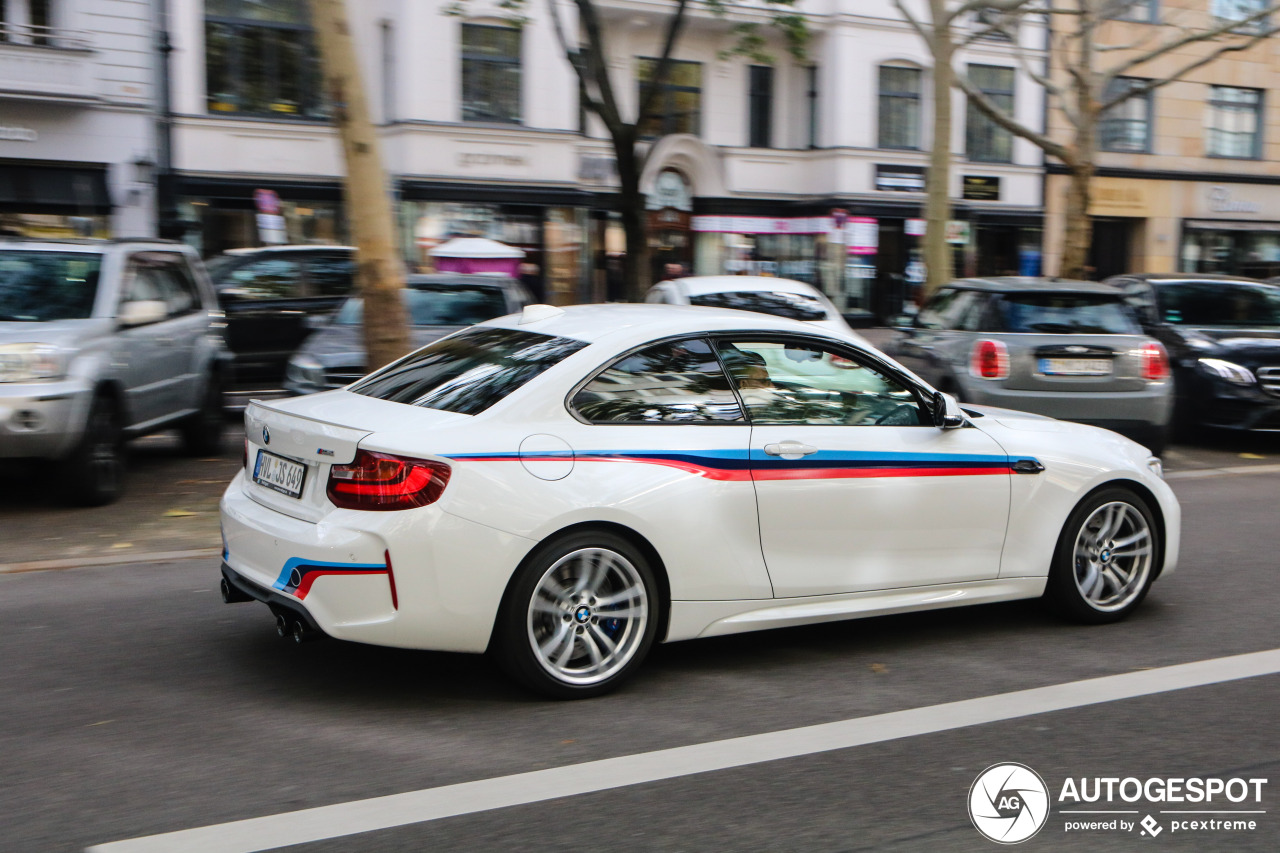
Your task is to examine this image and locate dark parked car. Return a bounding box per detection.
[208,245,356,387]
[1105,273,1280,432]
[888,277,1172,453]
[283,274,532,395]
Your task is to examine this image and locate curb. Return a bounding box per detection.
[0,547,221,575]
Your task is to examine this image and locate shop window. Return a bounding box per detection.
[1103,0,1157,23]
[748,65,773,148]
[1207,86,1263,159]
[461,23,522,124]
[637,58,702,138]
[205,0,325,119]
[966,65,1015,163]
[1100,78,1152,153]
[878,65,922,150]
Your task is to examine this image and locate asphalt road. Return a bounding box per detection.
[2,437,1279,852]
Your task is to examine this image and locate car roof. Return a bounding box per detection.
[483,302,856,349]
[1113,273,1275,287]
[667,276,825,297]
[221,244,355,256]
[407,273,517,288]
[947,276,1121,295]
[0,237,183,253]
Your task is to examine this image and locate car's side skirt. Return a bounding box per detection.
[665,577,1048,642]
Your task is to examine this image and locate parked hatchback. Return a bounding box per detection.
[284,274,532,395]
[0,238,228,505]
[889,277,1172,453]
[208,245,356,387]
[1106,273,1280,433]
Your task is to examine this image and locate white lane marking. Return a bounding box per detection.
[87,648,1280,853]
[1165,463,1280,481]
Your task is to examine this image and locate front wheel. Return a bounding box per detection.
[494,531,660,699]
[1044,487,1160,623]
[180,372,225,456]
[60,394,124,506]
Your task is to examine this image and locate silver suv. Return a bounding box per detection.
[0,239,229,505]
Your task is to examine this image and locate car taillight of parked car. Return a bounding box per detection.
[970,339,1010,380]
[1140,342,1170,382]
[327,449,451,511]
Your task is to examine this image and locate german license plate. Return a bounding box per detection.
[1039,357,1111,376]
[253,449,306,499]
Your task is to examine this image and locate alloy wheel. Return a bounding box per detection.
[1071,501,1153,612]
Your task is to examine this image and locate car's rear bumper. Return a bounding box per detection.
[0,379,92,459]
[959,382,1173,430]
[219,475,534,653]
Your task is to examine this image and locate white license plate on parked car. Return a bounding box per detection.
[253,450,306,498]
[1039,358,1111,376]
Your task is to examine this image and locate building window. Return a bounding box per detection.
[972,6,1018,40]
[748,66,773,148]
[205,0,324,119]
[878,65,922,150]
[1103,0,1157,22]
[1207,86,1263,159]
[966,65,1015,163]
[637,58,702,138]
[807,66,819,149]
[1213,0,1269,32]
[2,0,60,46]
[461,23,522,124]
[1100,78,1152,153]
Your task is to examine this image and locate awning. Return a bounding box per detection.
[0,163,112,214]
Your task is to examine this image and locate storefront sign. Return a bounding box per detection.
[577,154,616,182]
[905,218,927,236]
[457,152,529,168]
[253,189,286,244]
[875,164,926,192]
[946,220,971,244]
[0,126,38,142]
[847,217,879,255]
[963,175,1001,201]
[1207,186,1262,215]
[648,170,693,212]
[691,216,831,234]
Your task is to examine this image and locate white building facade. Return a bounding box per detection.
[0,0,157,238]
[167,0,1046,315]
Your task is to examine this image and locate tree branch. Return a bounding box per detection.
[1107,3,1280,80]
[955,71,1073,163]
[636,0,693,126]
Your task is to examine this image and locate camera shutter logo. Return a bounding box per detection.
[969,763,1050,844]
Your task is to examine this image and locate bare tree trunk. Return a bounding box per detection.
[1060,160,1095,279]
[1060,17,1097,281]
[614,131,650,302]
[309,0,409,371]
[923,1,954,302]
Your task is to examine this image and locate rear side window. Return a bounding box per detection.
[995,293,1140,334]
[1154,281,1280,327]
[350,326,587,415]
[571,337,744,424]
[916,288,983,330]
[0,251,102,321]
[335,286,511,327]
[305,254,356,297]
[689,290,828,321]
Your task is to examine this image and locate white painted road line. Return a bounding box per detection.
[87,648,1280,853]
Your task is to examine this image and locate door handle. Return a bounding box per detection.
[763,441,818,459]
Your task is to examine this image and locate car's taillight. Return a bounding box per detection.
[970,339,1010,380]
[326,449,451,511]
[1140,342,1170,382]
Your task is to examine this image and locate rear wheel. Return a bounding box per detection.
[60,394,124,506]
[1044,487,1159,623]
[180,372,225,456]
[495,531,660,699]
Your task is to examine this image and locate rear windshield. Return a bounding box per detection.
[996,293,1140,334]
[689,291,829,322]
[0,251,102,321]
[349,326,588,415]
[1155,281,1280,327]
[336,285,509,327]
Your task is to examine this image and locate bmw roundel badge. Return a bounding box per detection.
[262,425,270,445]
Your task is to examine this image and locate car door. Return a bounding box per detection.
[114,256,173,427]
[148,254,207,415]
[567,335,773,600]
[717,335,1011,597]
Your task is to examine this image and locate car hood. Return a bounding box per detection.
[0,318,111,347]
[296,323,466,368]
[1175,326,1280,366]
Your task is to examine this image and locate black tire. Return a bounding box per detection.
[494,530,661,700]
[1043,486,1160,624]
[60,394,125,507]
[180,372,225,456]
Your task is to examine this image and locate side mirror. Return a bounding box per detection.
[931,390,966,430]
[117,299,167,327]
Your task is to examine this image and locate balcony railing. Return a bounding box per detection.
[0,24,95,101]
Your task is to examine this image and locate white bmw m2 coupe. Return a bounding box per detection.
[220,303,1180,698]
